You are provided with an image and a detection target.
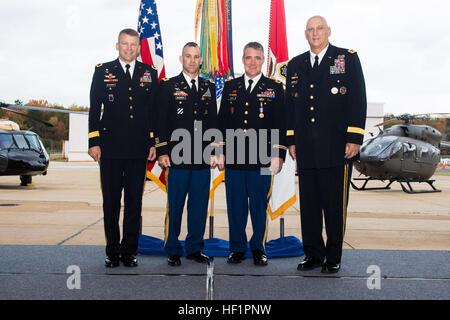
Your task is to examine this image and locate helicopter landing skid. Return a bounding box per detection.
[351,177,441,194]
[350,177,394,191]
[396,178,441,194]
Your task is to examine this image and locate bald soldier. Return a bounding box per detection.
[286,16,367,273]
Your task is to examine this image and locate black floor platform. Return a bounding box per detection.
[0,245,448,300]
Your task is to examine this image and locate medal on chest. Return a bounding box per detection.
[259,102,264,118]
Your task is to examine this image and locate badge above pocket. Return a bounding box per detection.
[174,90,188,101]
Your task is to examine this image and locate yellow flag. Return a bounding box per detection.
[194,0,204,43]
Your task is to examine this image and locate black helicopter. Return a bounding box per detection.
[0,105,51,186]
[352,113,450,194]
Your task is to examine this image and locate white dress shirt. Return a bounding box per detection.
[118,59,136,78]
[244,72,262,93]
[309,44,329,68]
[183,72,199,91]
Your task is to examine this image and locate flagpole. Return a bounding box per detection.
[266,0,293,239]
[209,191,215,238]
[280,213,284,238]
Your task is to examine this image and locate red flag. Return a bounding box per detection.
[266,0,296,220]
[266,0,288,85]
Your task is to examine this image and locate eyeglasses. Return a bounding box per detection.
[305,25,327,33]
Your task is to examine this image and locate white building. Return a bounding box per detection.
[66,113,91,161]
[365,102,384,140]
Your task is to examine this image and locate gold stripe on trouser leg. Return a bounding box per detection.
[163,168,170,246]
[263,173,274,250]
[141,160,148,197]
[139,161,148,234]
[98,160,108,245]
[339,164,349,262]
[342,164,349,238]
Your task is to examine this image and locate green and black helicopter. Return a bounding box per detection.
[352,113,450,194]
[0,103,53,186]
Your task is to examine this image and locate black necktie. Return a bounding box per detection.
[246,79,253,96]
[191,79,197,94]
[125,64,131,80]
[313,55,319,71]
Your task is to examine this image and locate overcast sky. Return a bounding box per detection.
[1,0,449,115]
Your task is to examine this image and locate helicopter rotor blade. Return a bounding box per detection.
[1,107,54,128]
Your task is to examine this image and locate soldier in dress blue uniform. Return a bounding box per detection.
[88,28,159,268]
[218,42,286,266]
[286,16,367,273]
[155,42,219,267]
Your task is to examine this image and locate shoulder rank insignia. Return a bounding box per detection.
[162,78,170,82]
[151,65,157,70]
[275,79,281,84]
[348,49,357,54]
[209,79,215,84]
[96,63,103,68]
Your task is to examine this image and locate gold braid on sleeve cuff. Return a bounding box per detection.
[272,144,288,150]
[88,131,100,139]
[155,141,168,148]
[209,142,226,147]
[347,127,365,135]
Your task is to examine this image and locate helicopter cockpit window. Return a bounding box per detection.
[418,146,428,158]
[25,134,42,151]
[363,136,397,158]
[391,142,403,158]
[13,134,29,149]
[0,133,15,149]
[402,142,416,154]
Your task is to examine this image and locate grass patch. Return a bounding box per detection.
[434,171,450,176]
[49,152,66,161]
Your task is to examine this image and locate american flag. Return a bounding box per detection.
[138,0,167,190]
[214,76,226,100]
[137,0,166,81]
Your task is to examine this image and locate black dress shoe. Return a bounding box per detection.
[186,251,210,263]
[297,257,323,271]
[227,252,246,264]
[252,250,268,266]
[321,261,341,273]
[121,254,138,267]
[168,255,181,266]
[105,256,120,268]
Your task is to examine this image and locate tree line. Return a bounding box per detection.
[1,101,448,155]
[0,99,88,152]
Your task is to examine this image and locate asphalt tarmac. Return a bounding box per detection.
[0,162,449,250]
[0,162,449,300]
